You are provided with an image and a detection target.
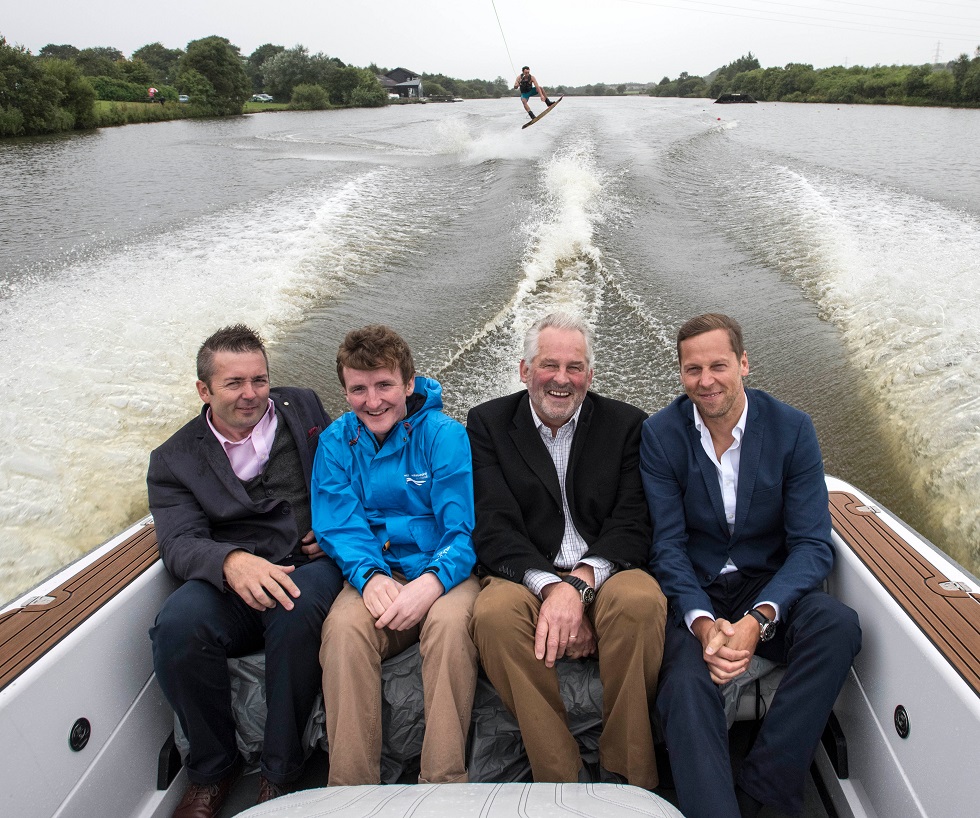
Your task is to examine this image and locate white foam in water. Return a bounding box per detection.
[435,139,611,391]
[719,163,980,563]
[0,168,444,602]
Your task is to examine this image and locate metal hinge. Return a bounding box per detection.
[939,581,973,592]
[22,595,56,606]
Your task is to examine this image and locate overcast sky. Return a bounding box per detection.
[5,0,980,87]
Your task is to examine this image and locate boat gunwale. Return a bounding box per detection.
[828,485,980,700]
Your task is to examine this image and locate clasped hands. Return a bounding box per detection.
[691,611,768,685]
[362,571,444,631]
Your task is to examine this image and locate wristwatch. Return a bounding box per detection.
[746,608,777,642]
[562,575,596,606]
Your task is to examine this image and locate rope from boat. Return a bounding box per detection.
[491,0,518,77]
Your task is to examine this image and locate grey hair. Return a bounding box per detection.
[522,312,594,369]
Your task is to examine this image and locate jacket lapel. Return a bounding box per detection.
[684,401,730,536]
[566,394,594,519]
[195,412,257,508]
[509,395,562,508]
[732,391,763,540]
[272,394,312,474]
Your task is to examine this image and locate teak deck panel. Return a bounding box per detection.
[830,491,980,699]
[0,525,159,692]
[3,496,980,701]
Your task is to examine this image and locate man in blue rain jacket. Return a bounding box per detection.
[311,324,479,786]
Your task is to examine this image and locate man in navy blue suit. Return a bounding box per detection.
[640,313,860,818]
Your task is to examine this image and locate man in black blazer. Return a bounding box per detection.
[467,312,666,789]
[641,314,861,818]
[148,325,342,818]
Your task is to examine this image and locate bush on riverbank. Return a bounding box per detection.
[90,76,177,103]
[289,83,331,110]
[0,37,96,136]
[93,100,189,126]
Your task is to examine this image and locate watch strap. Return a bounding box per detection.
[561,575,595,605]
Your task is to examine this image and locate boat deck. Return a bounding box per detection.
[829,490,980,696]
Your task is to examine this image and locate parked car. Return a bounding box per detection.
[251,94,274,102]
[178,95,189,103]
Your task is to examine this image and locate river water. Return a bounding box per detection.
[1,97,978,603]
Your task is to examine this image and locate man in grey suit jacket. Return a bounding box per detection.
[640,314,861,818]
[148,325,342,818]
[467,312,666,789]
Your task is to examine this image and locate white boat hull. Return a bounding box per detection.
[2,478,978,817]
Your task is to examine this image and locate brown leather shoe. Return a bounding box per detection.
[257,776,291,804]
[173,762,241,818]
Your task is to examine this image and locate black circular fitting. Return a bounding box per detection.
[894,705,910,739]
[69,717,91,752]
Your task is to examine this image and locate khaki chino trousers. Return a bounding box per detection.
[470,569,667,789]
[320,575,480,785]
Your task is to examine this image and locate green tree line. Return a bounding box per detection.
[419,73,509,99]
[1,33,392,137]
[652,51,980,106]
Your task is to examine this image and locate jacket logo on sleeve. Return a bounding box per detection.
[405,472,429,486]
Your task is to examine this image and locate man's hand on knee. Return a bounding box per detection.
[223,550,299,611]
[535,581,586,668]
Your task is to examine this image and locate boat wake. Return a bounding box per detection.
[435,135,677,418]
[0,167,469,602]
[694,144,980,569]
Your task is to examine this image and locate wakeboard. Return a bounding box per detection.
[522,96,564,129]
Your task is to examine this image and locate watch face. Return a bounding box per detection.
[582,587,596,605]
[760,621,776,641]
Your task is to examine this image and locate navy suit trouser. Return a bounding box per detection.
[656,573,861,818]
[150,557,342,784]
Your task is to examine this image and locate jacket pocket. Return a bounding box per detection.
[385,515,439,553]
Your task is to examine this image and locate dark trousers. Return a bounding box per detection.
[150,557,342,784]
[656,572,861,818]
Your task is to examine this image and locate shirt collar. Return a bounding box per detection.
[529,402,583,438]
[691,391,749,445]
[206,398,276,446]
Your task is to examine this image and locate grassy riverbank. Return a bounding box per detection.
[92,100,291,127]
[94,101,189,126]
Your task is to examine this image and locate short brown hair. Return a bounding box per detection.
[676,313,745,362]
[197,324,268,386]
[336,325,415,387]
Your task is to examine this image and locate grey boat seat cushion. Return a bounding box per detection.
[173,645,782,782]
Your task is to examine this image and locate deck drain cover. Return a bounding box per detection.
[894,705,910,739]
[69,718,91,751]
